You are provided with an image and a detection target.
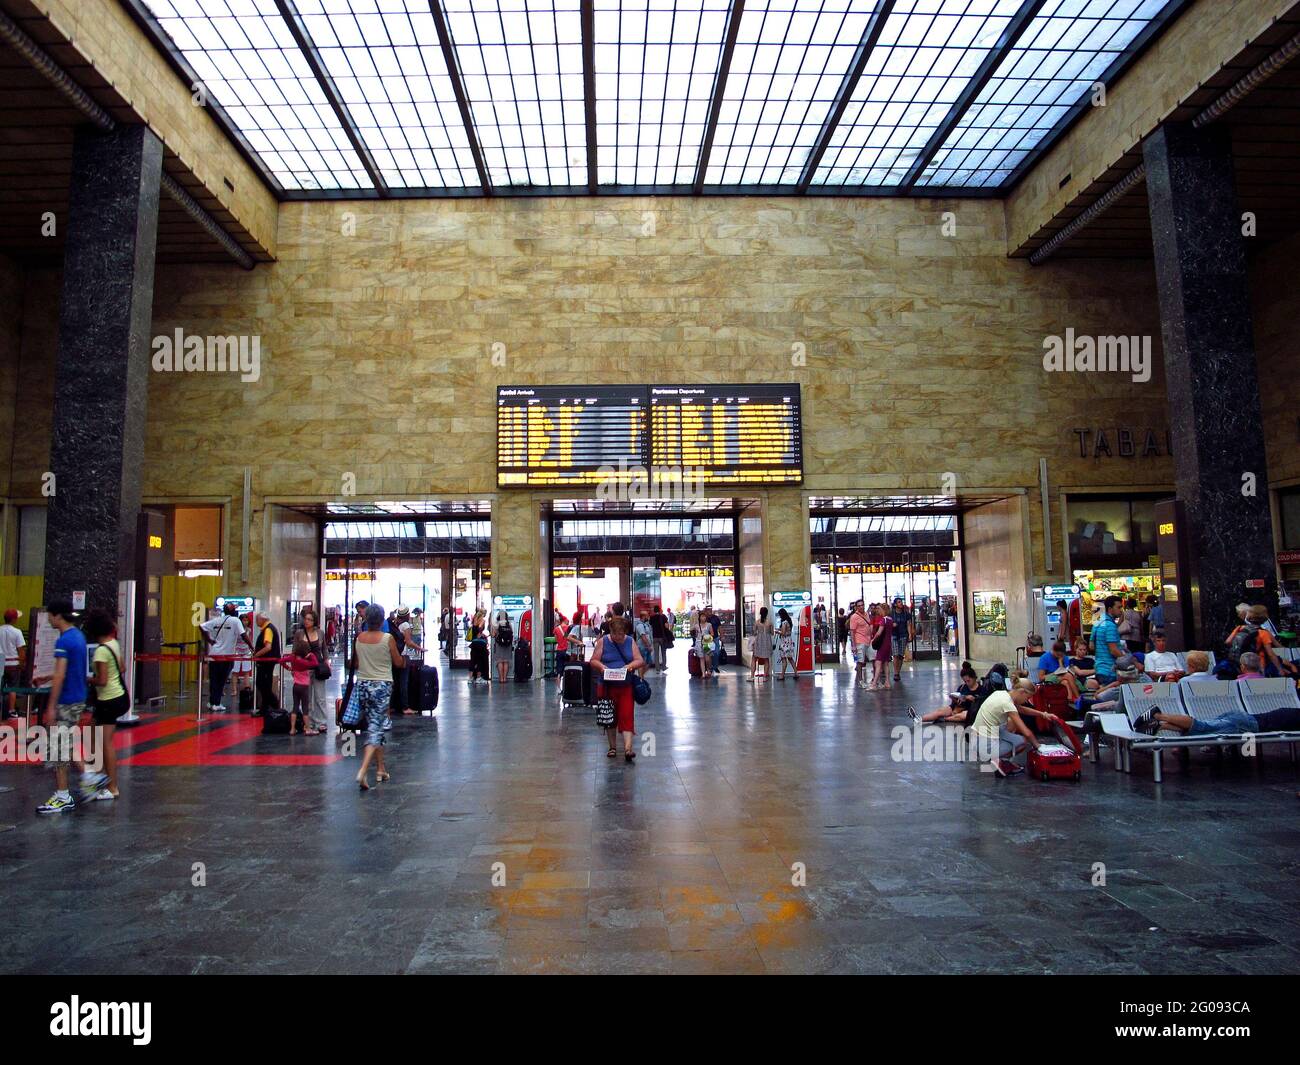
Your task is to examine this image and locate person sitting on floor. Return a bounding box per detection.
[1133,704,1300,737]
[909,662,982,724]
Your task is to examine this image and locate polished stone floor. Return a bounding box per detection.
[1,650,1298,975]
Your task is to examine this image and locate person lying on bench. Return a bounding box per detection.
[1133,704,1300,737]
[909,662,983,724]
[971,680,1056,778]
[1142,631,1183,680]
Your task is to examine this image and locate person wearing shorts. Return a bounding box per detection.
[86,608,130,800]
[1,607,26,720]
[35,599,107,813]
[848,602,873,689]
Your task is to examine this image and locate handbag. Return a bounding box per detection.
[610,637,652,706]
[339,680,363,729]
[308,632,331,680]
[594,698,616,728]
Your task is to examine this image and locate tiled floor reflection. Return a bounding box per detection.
[2,654,1298,974]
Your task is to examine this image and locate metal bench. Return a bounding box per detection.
[1094,679,1300,782]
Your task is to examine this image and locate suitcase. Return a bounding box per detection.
[687,647,703,678]
[514,639,532,682]
[561,663,586,703]
[1030,681,1071,734]
[238,686,254,713]
[1026,720,1082,781]
[412,664,439,713]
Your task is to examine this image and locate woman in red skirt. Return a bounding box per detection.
[589,611,645,763]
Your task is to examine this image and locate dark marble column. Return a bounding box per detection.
[1143,122,1276,649]
[44,124,162,614]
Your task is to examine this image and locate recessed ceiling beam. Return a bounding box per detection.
[897,0,1045,190]
[428,0,493,195]
[692,0,745,194]
[274,0,388,196]
[581,0,598,194]
[797,0,895,192]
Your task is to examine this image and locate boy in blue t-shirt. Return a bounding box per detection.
[35,600,108,813]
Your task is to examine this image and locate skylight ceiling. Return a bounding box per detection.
[135,0,1188,198]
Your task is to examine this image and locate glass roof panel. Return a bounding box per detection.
[145,0,375,190]
[704,0,883,186]
[445,0,588,187]
[916,0,1170,187]
[814,0,1027,187]
[294,0,482,188]
[592,0,732,186]
[138,0,1187,194]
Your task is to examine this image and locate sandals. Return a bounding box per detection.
[357,777,370,791]
[376,772,390,783]
[624,750,636,763]
[606,747,617,758]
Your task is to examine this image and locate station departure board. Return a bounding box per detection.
[649,384,802,485]
[497,386,649,487]
[497,384,802,488]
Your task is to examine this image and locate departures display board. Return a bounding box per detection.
[497,386,650,487]
[497,384,802,488]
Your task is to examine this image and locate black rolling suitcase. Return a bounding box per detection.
[562,663,585,705]
[514,639,532,682]
[238,686,254,712]
[414,664,439,713]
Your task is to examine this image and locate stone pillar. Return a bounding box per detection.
[44,125,162,612]
[491,491,544,671]
[763,488,810,594]
[1143,123,1276,647]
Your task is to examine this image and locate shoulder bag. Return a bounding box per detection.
[611,637,652,706]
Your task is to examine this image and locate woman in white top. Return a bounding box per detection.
[349,603,405,790]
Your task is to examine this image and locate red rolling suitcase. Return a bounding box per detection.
[1026,720,1082,782]
[687,647,703,678]
[1030,681,1071,734]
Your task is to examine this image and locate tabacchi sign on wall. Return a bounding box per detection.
[1072,427,1172,459]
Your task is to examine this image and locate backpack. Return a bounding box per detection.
[496,622,513,647]
[1227,623,1259,665]
[390,624,406,653]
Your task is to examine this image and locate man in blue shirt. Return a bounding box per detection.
[35,600,108,813]
[1147,595,1164,638]
[1091,595,1125,685]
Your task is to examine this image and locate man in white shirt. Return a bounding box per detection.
[397,605,425,714]
[1142,631,1183,680]
[201,603,251,712]
[1,608,26,719]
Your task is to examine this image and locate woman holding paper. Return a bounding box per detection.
[588,610,645,763]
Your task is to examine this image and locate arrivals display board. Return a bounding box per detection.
[497,386,650,487]
[497,384,803,487]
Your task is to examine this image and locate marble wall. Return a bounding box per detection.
[1,194,1185,654]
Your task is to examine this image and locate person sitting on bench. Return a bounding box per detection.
[1176,650,1214,688]
[1142,631,1183,680]
[1235,651,1265,680]
[1133,704,1300,737]
[1078,655,1151,715]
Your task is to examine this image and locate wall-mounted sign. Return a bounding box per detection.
[771,590,812,608]
[325,569,376,581]
[972,590,1007,636]
[817,562,947,575]
[493,595,534,610]
[498,383,802,487]
[215,595,256,614]
[660,566,734,579]
[1277,551,1300,565]
[1071,427,1171,459]
[148,534,163,549]
[1041,584,1080,599]
[1245,579,1265,589]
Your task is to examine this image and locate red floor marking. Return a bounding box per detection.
[121,715,342,767]
[111,715,197,749]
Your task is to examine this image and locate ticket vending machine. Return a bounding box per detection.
[1032,584,1081,646]
[492,594,534,673]
[770,590,815,676]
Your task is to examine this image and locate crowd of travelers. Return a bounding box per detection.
[907,595,1299,778]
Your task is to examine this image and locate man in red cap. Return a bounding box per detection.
[1,607,25,720]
